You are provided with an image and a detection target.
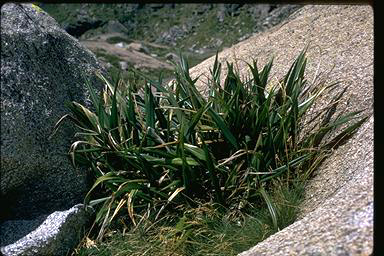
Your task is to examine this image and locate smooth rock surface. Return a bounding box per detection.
[0,204,94,256]
[188,5,373,255]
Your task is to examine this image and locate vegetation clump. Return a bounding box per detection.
[53,48,366,255]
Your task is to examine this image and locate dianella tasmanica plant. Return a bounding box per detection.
[52,48,367,240]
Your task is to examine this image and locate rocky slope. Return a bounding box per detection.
[39,4,302,81]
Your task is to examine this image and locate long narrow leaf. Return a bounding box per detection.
[259,187,278,231]
[207,108,238,149]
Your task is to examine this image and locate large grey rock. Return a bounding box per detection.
[0,204,94,256]
[189,5,373,255]
[0,2,105,247]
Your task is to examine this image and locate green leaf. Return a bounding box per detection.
[259,187,278,231]
[145,82,155,129]
[178,119,192,193]
[207,108,238,149]
[66,101,100,133]
[260,154,310,182]
[186,101,211,139]
[84,172,126,204]
[201,138,224,205]
[260,58,273,89]
[184,143,206,161]
[109,78,119,132]
[171,157,200,166]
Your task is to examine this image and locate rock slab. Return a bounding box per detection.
[0,204,93,256]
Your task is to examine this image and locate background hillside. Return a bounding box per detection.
[39,3,301,81]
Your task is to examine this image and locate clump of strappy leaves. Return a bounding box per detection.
[53,48,367,241]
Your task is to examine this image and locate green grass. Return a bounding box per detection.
[39,4,300,55]
[52,49,367,255]
[73,180,305,256]
[94,50,121,68]
[38,3,300,93]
